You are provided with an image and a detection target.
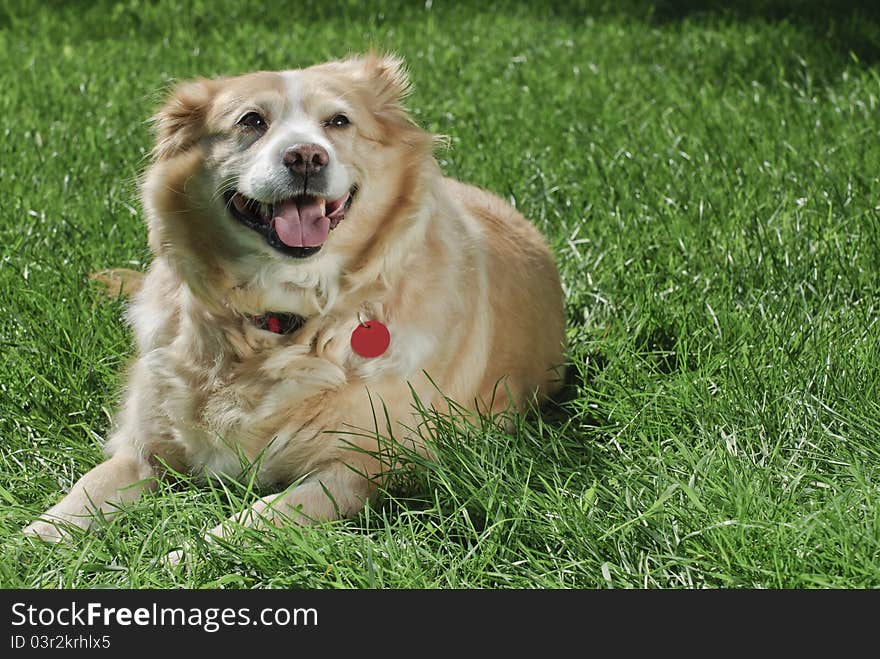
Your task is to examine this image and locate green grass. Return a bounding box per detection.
[1,0,879,588]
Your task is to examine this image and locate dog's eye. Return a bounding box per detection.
[325,114,351,128]
[238,111,268,132]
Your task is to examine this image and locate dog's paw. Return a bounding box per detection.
[163,548,185,568]
[162,544,198,571]
[22,519,68,543]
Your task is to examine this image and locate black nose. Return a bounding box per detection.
[283,144,329,176]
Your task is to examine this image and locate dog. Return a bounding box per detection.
[24,54,566,552]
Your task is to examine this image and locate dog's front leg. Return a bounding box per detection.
[212,460,375,537]
[23,450,157,542]
[164,460,374,566]
[196,377,424,550]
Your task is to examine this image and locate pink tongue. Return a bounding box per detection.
[272,198,330,247]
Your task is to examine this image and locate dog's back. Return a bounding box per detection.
[443,178,566,410]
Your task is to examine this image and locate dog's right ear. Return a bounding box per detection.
[150,78,219,160]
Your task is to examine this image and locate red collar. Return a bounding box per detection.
[246,312,306,335]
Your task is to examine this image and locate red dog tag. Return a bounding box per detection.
[351,320,390,358]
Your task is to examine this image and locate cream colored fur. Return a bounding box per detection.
[24,54,565,554]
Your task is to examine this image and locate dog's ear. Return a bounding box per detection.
[362,52,412,109]
[344,52,437,150]
[341,52,412,114]
[150,78,219,160]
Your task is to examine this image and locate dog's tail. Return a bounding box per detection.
[89,268,144,299]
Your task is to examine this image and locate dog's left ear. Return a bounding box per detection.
[362,52,412,109]
[150,78,220,160]
[341,52,413,118]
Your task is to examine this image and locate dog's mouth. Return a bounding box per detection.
[224,188,355,258]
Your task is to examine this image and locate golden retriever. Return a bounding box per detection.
[24,53,565,554]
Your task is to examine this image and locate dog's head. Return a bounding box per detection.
[142,54,434,312]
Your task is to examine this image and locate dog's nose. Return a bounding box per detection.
[283,144,329,176]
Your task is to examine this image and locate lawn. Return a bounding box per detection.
[0,0,878,588]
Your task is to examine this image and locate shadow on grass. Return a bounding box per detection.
[639,0,880,66]
[8,0,879,67]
